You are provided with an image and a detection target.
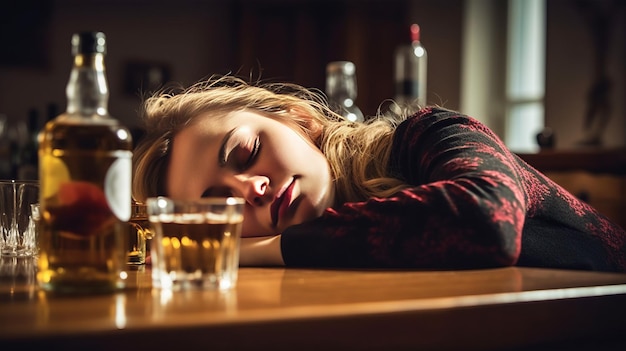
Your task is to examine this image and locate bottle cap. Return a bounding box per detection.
[410,24,420,43]
[72,31,107,55]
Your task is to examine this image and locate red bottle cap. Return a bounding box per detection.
[410,24,420,43]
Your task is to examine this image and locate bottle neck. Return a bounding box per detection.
[326,72,358,101]
[66,53,109,117]
[325,72,364,122]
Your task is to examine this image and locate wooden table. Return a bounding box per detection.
[1,256,626,350]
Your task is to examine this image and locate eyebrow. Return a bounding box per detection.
[218,128,237,167]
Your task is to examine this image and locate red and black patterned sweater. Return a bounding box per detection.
[281,107,626,271]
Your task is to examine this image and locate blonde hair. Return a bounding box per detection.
[132,75,413,206]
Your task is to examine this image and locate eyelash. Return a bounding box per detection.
[237,136,260,171]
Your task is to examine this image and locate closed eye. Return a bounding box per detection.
[228,136,260,172]
[220,127,261,172]
[242,137,260,170]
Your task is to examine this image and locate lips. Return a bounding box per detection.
[271,178,295,228]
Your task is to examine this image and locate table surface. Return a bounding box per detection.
[2,256,626,350]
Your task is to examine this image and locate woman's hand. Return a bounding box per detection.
[238,234,285,266]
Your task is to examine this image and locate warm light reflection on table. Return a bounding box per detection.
[1,256,626,350]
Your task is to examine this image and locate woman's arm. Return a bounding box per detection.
[238,235,285,266]
[280,107,527,269]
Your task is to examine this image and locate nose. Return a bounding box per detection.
[237,175,270,207]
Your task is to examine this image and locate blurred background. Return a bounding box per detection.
[1,0,624,226]
[1,0,624,150]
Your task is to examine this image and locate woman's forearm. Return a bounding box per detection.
[238,234,285,266]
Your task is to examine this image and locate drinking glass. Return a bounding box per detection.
[147,196,244,290]
[0,180,39,257]
[126,201,152,266]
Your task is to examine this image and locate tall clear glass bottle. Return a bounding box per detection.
[37,32,133,293]
[394,24,428,108]
[325,61,365,123]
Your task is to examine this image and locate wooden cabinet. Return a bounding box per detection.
[233,0,409,116]
[229,0,464,117]
[517,149,626,229]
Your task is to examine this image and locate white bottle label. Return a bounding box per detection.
[105,153,132,221]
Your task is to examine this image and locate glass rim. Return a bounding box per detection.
[146,196,245,206]
[0,179,39,185]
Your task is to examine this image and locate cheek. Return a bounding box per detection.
[272,136,323,169]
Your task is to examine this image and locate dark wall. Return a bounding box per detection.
[0,0,461,129]
[0,0,623,149]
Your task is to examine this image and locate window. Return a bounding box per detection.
[505,0,546,153]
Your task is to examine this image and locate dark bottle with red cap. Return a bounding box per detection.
[394,24,428,109]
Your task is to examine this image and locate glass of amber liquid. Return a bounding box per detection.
[146,196,244,290]
[126,201,153,266]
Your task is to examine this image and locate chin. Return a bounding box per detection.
[293,201,324,225]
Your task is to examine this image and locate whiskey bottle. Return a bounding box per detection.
[37,32,133,293]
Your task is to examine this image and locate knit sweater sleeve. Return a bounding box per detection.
[281,107,527,269]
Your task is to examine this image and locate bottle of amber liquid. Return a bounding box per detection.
[37,32,133,293]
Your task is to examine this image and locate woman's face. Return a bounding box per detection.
[166,110,335,237]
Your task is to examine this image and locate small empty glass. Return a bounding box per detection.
[0,180,39,257]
